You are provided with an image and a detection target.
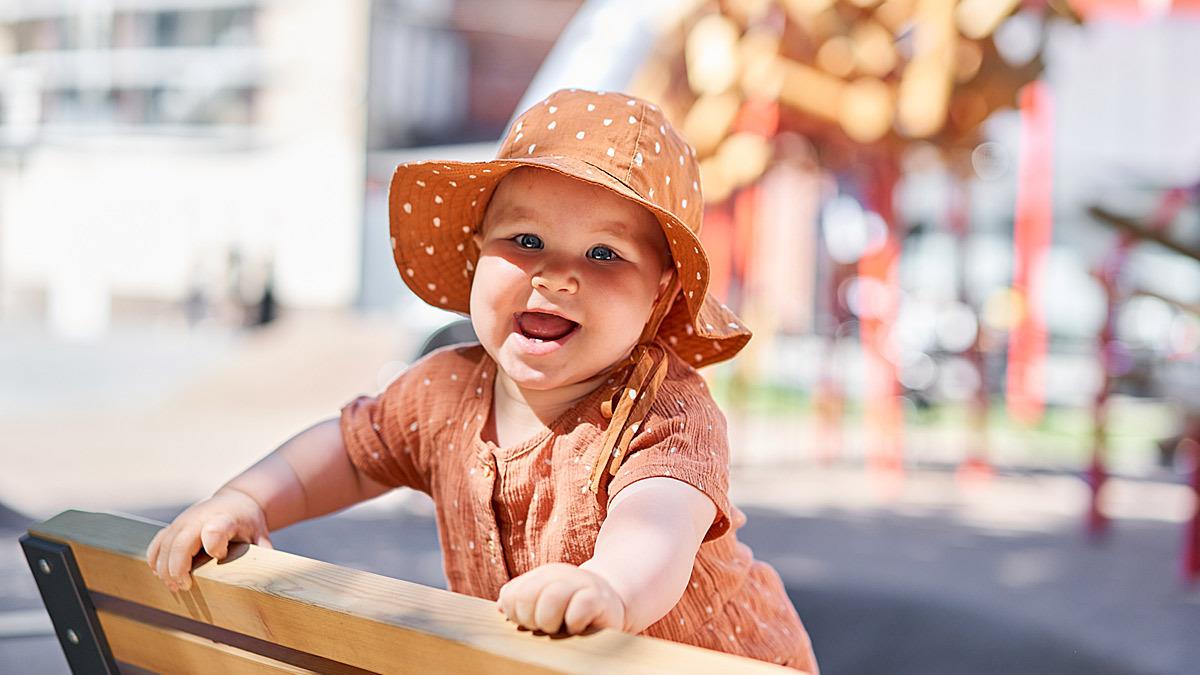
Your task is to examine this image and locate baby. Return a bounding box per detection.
[146,88,817,672]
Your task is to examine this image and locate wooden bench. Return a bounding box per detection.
[21,510,796,674]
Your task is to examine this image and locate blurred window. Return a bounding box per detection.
[6,6,260,131]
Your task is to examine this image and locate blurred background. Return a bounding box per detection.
[2,0,1199,673]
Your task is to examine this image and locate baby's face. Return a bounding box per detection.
[470,168,672,392]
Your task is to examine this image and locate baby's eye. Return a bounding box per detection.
[587,245,618,261]
[513,234,543,249]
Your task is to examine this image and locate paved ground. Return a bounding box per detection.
[2,314,1198,674]
[5,470,1197,674]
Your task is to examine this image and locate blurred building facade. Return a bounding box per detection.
[0,0,580,338]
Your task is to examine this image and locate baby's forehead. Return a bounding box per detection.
[484,169,661,237]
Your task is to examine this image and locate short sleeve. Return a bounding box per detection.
[605,378,732,542]
[340,364,435,494]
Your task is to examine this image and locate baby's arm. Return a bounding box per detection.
[146,418,392,591]
[496,477,715,634]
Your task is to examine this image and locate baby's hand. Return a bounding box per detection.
[145,488,273,592]
[496,563,625,635]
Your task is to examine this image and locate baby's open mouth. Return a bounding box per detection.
[515,311,579,342]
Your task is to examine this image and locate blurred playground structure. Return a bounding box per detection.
[3,0,1200,570]
[0,0,1198,660]
[4,1,1200,673]
[580,0,1200,578]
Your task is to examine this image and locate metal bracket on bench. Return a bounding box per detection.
[19,534,118,674]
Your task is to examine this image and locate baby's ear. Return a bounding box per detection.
[656,265,677,300]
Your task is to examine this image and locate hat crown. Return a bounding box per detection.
[499,89,703,236]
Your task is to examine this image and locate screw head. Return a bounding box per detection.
[37,559,51,575]
[65,628,79,645]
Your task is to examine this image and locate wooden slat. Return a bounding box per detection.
[93,593,373,675]
[96,609,316,675]
[31,511,796,674]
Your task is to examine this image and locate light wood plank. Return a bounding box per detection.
[31,510,798,674]
[97,609,317,675]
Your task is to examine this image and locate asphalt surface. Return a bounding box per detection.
[4,467,1197,675]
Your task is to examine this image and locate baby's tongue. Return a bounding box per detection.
[518,312,577,340]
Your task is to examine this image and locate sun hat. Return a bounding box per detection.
[388,87,750,366]
[387,88,751,490]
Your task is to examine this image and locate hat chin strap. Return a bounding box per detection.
[637,269,680,346]
[588,270,681,493]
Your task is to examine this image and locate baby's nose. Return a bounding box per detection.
[531,263,578,294]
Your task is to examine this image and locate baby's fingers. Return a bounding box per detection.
[496,579,519,622]
[562,588,604,635]
[532,581,580,634]
[199,516,237,560]
[145,528,165,572]
[165,524,203,590]
[153,527,177,584]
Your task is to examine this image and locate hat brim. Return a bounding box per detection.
[388,156,750,368]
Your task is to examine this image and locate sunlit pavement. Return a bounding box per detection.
[3,316,1197,673]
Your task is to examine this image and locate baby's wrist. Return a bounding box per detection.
[214,485,268,519]
[578,560,630,629]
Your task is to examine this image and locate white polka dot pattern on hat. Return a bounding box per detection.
[388,88,749,371]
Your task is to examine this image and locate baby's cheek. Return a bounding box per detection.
[598,275,658,339]
[469,260,508,327]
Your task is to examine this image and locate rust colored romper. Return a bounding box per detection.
[340,343,817,672]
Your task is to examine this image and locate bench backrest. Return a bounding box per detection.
[22,510,791,674]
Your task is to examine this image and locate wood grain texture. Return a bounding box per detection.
[30,510,798,674]
[97,609,317,675]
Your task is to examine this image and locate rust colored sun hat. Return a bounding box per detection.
[388,87,750,368]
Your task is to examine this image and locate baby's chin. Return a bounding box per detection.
[496,357,587,391]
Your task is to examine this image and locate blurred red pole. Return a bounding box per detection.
[949,175,993,482]
[1090,253,1120,538]
[859,152,903,475]
[701,204,735,304]
[816,259,853,465]
[1089,188,1187,538]
[1006,81,1054,425]
[1184,436,1200,582]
